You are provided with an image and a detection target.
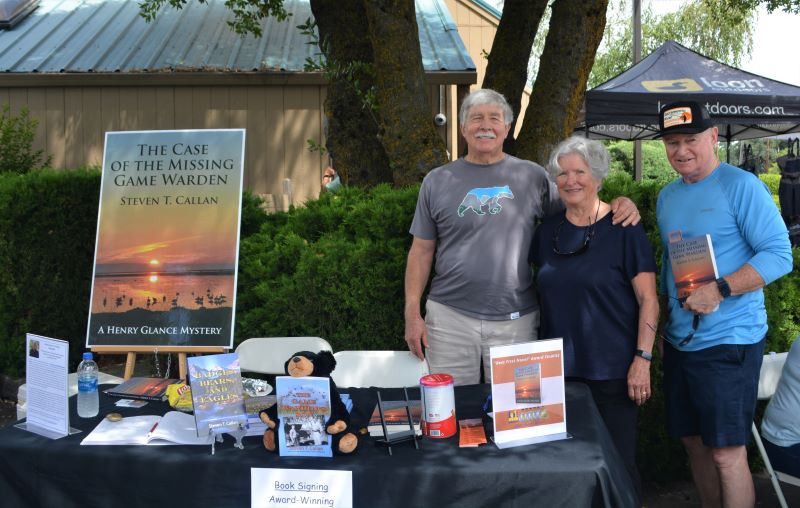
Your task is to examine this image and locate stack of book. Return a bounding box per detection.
[104,377,179,402]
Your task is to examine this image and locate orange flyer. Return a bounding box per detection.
[458,419,487,447]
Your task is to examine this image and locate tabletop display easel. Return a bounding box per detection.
[374,388,420,455]
[91,346,227,381]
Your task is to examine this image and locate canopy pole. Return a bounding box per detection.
[632,0,642,181]
[726,125,732,163]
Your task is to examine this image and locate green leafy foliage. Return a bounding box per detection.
[591,0,756,88]
[298,18,379,124]
[138,0,289,37]
[0,169,101,376]
[606,140,678,185]
[722,0,800,13]
[0,104,51,174]
[760,173,781,195]
[235,184,419,351]
[0,172,267,377]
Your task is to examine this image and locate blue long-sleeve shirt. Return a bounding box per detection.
[657,163,793,351]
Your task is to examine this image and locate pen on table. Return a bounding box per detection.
[149,422,159,435]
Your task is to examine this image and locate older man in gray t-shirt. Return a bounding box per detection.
[405,89,639,386]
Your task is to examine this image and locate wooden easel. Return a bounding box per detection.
[92,346,227,381]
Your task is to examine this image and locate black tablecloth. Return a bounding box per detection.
[0,383,637,508]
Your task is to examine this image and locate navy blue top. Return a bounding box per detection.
[531,212,657,380]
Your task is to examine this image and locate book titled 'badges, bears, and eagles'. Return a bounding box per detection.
[187,352,248,437]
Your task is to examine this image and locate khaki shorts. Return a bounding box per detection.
[424,300,539,386]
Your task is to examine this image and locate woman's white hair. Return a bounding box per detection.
[458,89,514,126]
[546,135,610,182]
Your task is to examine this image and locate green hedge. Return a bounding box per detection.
[0,169,267,377]
[235,185,418,351]
[1,169,797,483]
[0,169,100,376]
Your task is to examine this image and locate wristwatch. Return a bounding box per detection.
[716,277,732,299]
[635,349,653,361]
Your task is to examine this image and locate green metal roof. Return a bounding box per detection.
[0,0,475,74]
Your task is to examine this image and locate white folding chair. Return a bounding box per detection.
[235,337,333,375]
[331,350,429,388]
[751,351,798,508]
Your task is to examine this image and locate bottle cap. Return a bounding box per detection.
[82,352,93,361]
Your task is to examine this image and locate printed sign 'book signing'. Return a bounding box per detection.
[86,129,245,348]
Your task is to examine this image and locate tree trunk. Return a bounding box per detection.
[515,0,609,166]
[481,0,549,155]
[363,0,449,186]
[310,0,392,186]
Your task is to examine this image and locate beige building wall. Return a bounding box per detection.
[0,78,473,204]
[0,84,331,207]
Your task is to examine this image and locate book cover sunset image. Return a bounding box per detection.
[86,130,245,347]
[667,234,719,300]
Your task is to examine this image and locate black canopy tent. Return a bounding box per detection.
[579,40,800,156]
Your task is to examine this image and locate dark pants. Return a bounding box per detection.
[763,437,800,478]
[570,378,641,503]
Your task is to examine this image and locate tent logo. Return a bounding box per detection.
[641,78,702,92]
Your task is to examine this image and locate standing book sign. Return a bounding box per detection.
[86,129,245,350]
[489,339,567,449]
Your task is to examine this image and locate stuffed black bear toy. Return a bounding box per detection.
[259,350,358,454]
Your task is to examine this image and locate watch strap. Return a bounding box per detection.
[716,277,731,299]
[635,349,653,361]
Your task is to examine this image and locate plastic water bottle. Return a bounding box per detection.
[77,352,99,418]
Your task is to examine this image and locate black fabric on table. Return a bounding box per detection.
[0,383,637,508]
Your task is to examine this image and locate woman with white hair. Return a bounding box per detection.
[530,135,658,499]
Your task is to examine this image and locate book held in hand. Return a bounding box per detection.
[667,234,719,300]
[367,400,422,437]
[80,411,213,446]
[104,377,179,401]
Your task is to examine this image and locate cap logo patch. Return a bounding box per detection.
[663,107,693,128]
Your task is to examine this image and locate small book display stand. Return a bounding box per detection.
[210,424,247,455]
[374,388,419,456]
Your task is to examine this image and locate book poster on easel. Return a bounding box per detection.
[489,338,567,449]
[85,129,245,348]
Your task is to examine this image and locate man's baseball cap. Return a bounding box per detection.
[657,101,715,137]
